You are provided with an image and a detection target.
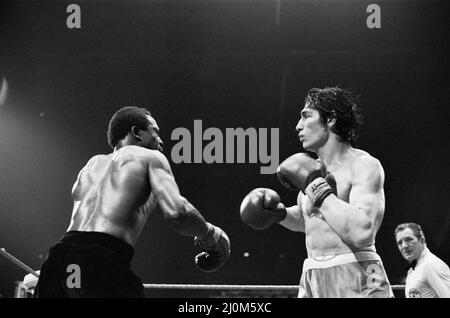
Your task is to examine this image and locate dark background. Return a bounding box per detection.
[0,0,449,298]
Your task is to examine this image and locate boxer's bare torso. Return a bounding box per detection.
[303,148,384,257]
[67,146,158,246]
[284,148,385,257]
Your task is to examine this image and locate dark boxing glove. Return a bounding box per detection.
[194,223,230,273]
[277,153,337,207]
[240,188,287,230]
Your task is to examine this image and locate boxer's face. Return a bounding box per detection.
[141,115,163,152]
[396,228,424,263]
[296,104,329,152]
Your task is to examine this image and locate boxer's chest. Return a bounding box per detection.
[327,165,352,202]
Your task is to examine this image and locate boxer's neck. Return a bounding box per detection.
[316,139,352,167]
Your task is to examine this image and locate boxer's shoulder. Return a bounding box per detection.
[348,149,382,172]
[347,151,384,189]
[85,153,108,165]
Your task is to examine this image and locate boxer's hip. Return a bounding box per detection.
[302,250,381,273]
[299,251,394,298]
[43,230,135,269]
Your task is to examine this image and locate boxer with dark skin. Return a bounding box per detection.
[240,87,393,297]
[35,106,230,298]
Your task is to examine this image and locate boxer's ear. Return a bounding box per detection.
[131,126,142,141]
[327,112,336,129]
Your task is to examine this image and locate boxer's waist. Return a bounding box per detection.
[58,231,135,262]
[302,250,382,273]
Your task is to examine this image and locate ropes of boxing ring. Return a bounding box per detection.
[1,248,405,292]
[143,284,405,291]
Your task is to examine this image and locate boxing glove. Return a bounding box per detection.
[277,153,337,207]
[194,223,230,273]
[240,188,287,230]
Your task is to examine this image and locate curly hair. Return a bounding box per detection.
[107,106,152,149]
[304,86,364,146]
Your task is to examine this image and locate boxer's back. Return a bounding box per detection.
[67,146,157,246]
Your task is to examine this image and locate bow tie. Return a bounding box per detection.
[410,260,417,270]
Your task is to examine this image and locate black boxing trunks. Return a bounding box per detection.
[34,231,144,298]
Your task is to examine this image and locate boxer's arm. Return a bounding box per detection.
[147,151,209,239]
[279,205,305,233]
[319,156,385,249]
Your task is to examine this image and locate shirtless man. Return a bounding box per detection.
[240,87,393,297]
[35,106,230,298]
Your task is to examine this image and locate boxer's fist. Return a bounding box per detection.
[277,153,327,191]
[194,223,230,273]
[277,153,337,206]
[240,188,287,230]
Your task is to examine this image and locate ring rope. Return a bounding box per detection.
[144,284,405,291]
[0,248,405,292]
[0,248,40,278]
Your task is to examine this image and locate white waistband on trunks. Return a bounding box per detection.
[302,251,382,273]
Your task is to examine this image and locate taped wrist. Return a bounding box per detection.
[276,206,287,223]
[305,177,336,207]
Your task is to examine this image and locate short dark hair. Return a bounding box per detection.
[304,86,363,146]
[107,106,152,149]
[394,223,426,243]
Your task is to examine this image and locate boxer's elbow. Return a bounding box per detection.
[347,220,374,249]
[350,236,373,250]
